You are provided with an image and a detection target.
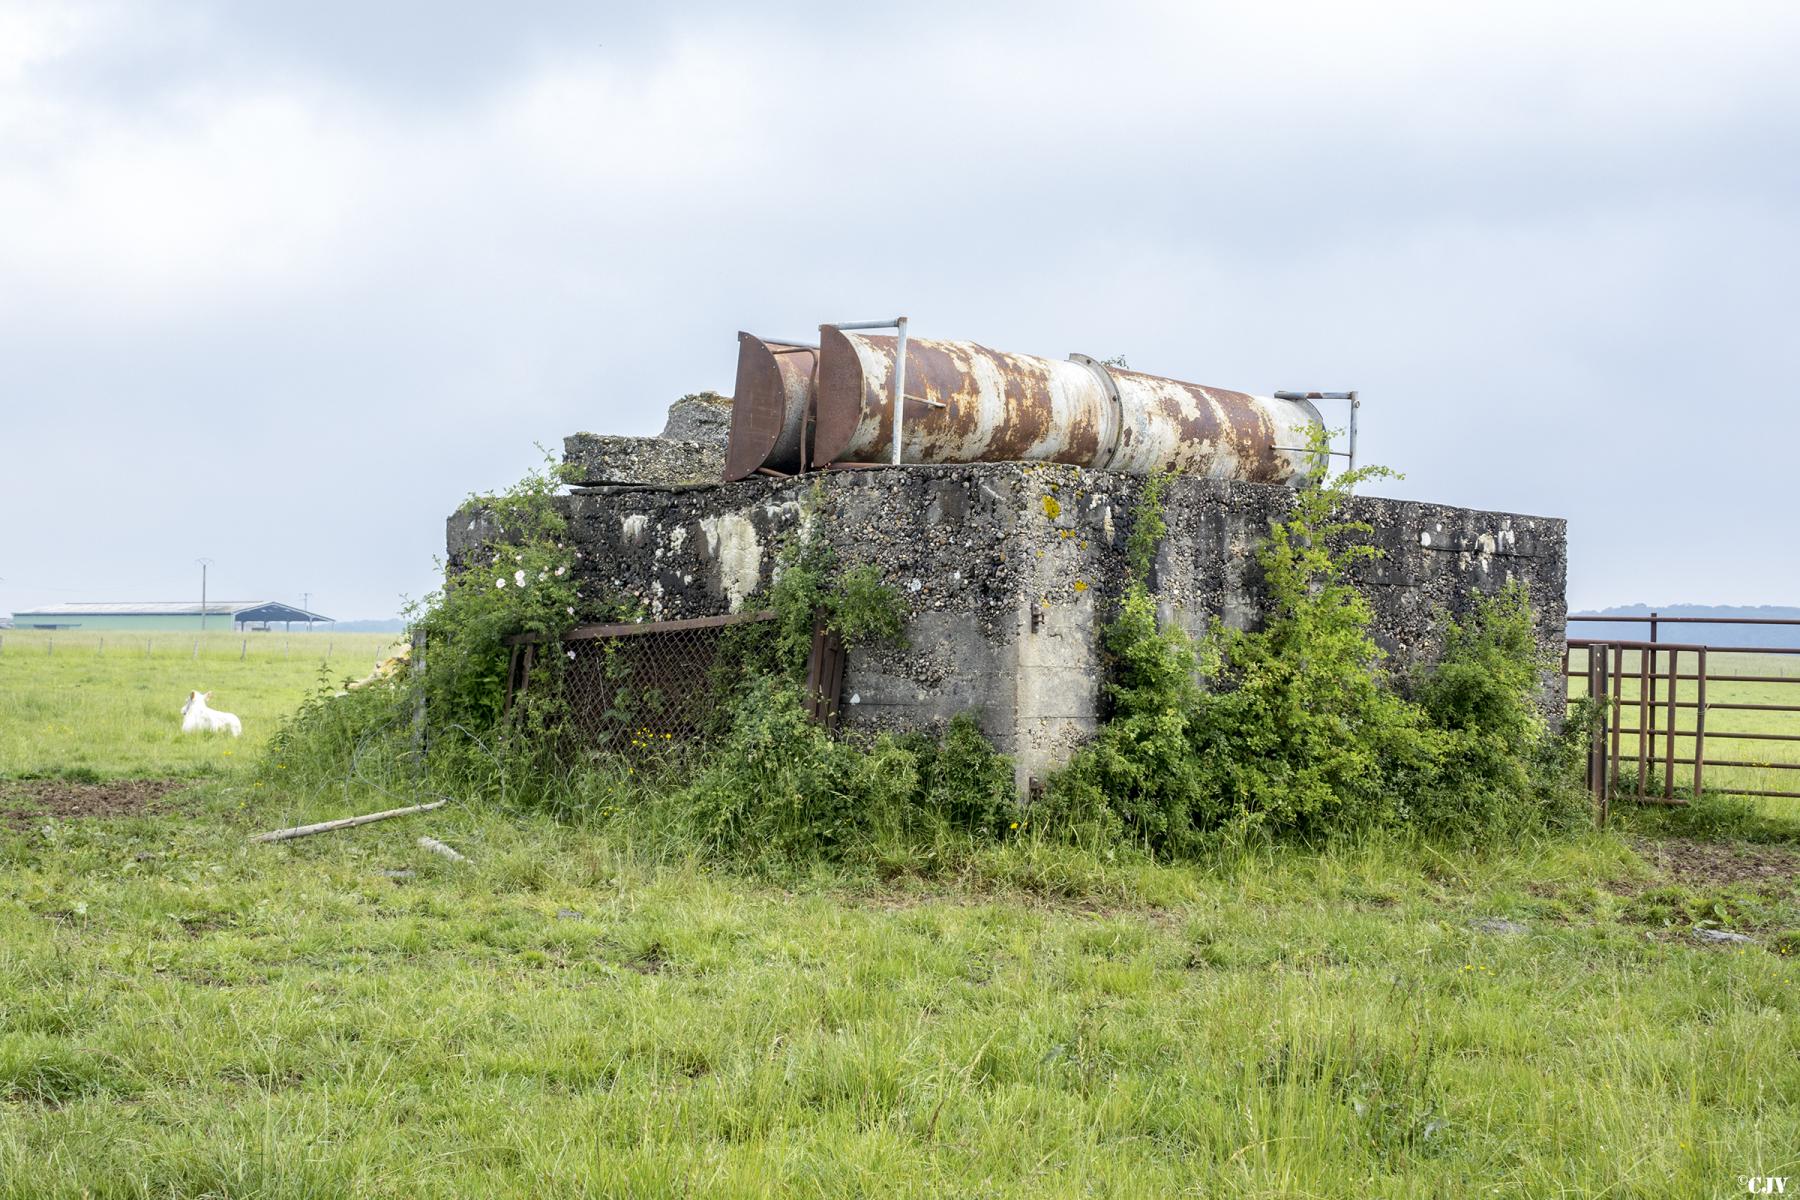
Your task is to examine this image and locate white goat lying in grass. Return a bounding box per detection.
[180,690,242,737]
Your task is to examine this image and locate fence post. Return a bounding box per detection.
[192,639,199,659]
[1646,613,1660,787]
[1663,648,1678,801]
[410,631,427,776]
[240,638,247,661]
[1635,645,1651,798]
[1598,647,1612,827]
[1694,646,1708,799]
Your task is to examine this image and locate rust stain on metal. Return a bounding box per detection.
[809,328,1323,481]
[726,333,817,481]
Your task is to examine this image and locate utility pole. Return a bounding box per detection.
[197,558,214,632]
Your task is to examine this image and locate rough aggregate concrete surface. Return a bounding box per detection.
[449,462,1567,788]
[561,433,725,487]
[658,391,731,444]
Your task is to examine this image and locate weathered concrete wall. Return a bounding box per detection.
[448,463,1566,789]
[563,392,732,486]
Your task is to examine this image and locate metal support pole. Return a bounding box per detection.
[196,557,213,632]
[1273,390,1359,475]
[892,317,909,465]
[826,317,910,466]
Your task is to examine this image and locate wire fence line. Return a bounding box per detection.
[0,629,402,663]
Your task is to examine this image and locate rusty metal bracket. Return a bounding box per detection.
[1069,353,1129,469]
[1273,389,1358,473]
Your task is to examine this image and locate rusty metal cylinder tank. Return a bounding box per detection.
[724,333,818,481]
[810,328,1324,483]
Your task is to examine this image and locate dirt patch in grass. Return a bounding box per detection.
[1628,838,1800,892]
[0,778,189,828]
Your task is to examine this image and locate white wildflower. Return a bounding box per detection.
[554,566,566,577]
[513,569,526,586]
[495,578,506,589]
[566,649,576,660]
[567,606,575,616]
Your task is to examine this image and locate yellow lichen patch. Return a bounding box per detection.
[1041,494,1062,520]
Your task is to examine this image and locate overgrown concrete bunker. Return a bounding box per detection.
[454,332,1567,792]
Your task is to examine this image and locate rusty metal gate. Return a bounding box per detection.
[1565,614,1800,820]
[503,611,845,754]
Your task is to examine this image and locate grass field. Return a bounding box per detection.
[2,637,1799,1196]
[0,631,400,780]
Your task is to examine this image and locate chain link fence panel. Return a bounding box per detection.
[506,611,788,754]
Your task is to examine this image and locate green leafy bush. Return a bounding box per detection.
[266,456,585,804]
[1411,583,1590,839]
[1044,428,1584,851]
[643,683,1017,868]
[413,456,581,737]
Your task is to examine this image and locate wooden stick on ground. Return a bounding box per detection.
[250,799,448,844]
[417,836,468,863]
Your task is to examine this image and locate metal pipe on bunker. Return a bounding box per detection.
[812,330,1324,481]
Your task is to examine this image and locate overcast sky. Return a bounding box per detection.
[3,1,1798,619]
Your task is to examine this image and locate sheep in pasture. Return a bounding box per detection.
[180,691,242,737]
[345,642,412,692]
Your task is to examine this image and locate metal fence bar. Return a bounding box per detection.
[508,610,778,645]
[1620,647,1634,798]
[1598,644,1612,820]
[1663,647,1678,801]
[1611,729,1800,743]
[1569,615,1800,627]
[1695,646,1707,799]
[1636,648,1651,798]
[1565,632,1797,806]
[1555,698,1800,714]
[1598,756,1800,772]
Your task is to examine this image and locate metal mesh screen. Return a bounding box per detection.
[507,612,778,754]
